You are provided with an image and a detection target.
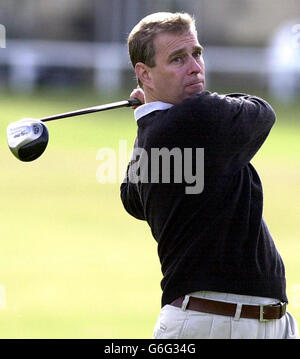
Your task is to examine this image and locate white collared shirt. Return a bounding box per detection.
[134,101,174,121]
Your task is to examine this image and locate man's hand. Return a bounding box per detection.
[130,86,145,109]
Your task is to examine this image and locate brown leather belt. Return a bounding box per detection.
[170,296,287,322]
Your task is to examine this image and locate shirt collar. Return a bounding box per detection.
[134,101,174,121]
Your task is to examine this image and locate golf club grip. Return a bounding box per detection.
[40,98,141,122]
[127,98,141,107]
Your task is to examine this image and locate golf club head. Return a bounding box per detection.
[7,118,49,162]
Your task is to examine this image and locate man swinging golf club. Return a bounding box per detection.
[120,12,299,339]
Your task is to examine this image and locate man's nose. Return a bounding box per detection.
[187,56,202,74]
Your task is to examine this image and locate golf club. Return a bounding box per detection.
[7,98,141,162]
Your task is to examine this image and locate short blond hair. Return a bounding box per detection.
[127,12,197,86]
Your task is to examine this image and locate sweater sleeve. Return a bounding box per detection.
[120,138,145,221]
[216,93,276,148]
[218,93,276,171]
[186,92,276,172]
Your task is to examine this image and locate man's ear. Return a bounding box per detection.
[135,62,153,89]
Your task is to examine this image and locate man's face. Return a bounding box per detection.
[147,30,205,104]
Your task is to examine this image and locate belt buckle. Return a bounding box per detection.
[279,302,287,318]
[259,304,269,322]
[260,302,286,322]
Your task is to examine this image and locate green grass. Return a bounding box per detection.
[0,90,299,338]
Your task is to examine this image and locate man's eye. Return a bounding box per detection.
[193,50,202,58]
[172,56,183,63]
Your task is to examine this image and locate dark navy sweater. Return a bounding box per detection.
[120,91,287,307]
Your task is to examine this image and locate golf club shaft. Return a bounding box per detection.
[39,98,141,122]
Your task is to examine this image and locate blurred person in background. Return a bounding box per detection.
[120,12,299,339]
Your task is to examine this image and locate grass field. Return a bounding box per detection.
[0,89,299,338]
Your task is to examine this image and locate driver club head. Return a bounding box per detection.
[7,118,49,162]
